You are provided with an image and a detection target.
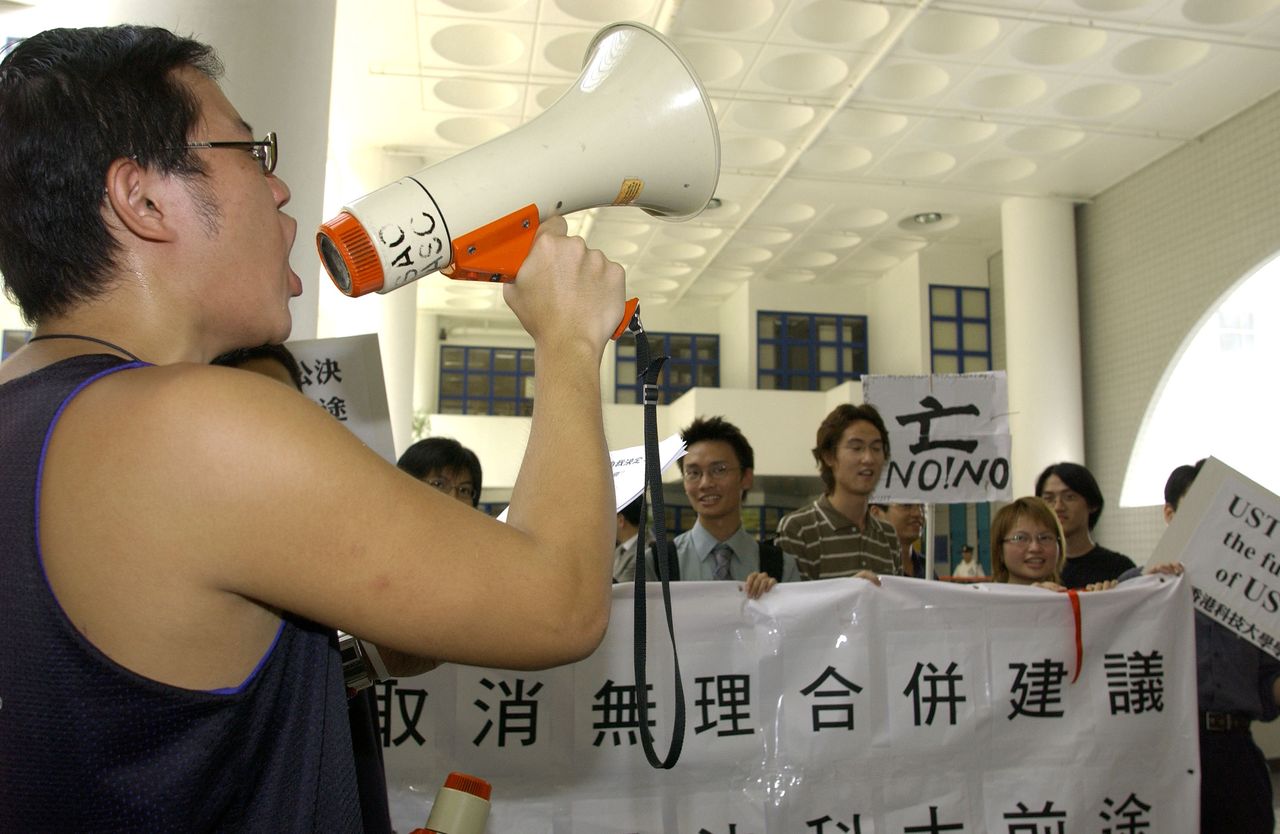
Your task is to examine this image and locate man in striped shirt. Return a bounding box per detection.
[775,403,900,581]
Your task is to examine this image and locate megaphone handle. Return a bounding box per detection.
[443,205,541,283]
[613,297,641,341]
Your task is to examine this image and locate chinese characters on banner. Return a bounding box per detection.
[862,373,1011,504]
[381,577,1196,833]
[286,334,396,463]
[1153,456,1280,659]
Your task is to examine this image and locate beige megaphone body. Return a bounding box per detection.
[317,20,720,326]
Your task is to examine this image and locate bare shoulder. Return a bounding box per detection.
[42,361,411,592]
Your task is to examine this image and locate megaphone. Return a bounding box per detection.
[317,20,720,336]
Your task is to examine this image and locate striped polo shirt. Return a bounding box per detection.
[775,494,902,580]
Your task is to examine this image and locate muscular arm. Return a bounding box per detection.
[39,221,623,689]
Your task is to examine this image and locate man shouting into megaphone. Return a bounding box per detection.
[0,24,625,831]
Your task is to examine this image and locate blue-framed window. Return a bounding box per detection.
[929,285,991,373]
[757,311,868,391]
[615,332,718,404]
[438,345,535,416]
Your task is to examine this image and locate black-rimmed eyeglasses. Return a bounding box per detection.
[183,131,277,174]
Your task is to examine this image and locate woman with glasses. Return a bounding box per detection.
[991,497,1068,589]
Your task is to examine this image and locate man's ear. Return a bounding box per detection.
[741,467,754,492]
[1163,504,1175,525]
[103,157,178,243]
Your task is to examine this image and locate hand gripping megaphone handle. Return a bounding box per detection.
[441,204,540,283]
[440,202,640,342]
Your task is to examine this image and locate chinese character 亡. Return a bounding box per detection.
[1002,800,1067,834]
[895,395,980,455]
[799,665,863,732]
[374,679,428,747]
[1099,793,1152,833]
[472,676,544,747]
[694,674,754,737]
[590,678,655,747]
[1008,659,1067,720]
[903,661,967,726]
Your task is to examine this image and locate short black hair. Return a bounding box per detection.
[397,437,483,507]
[0,25,222,322]
[1035,462,1105,530]
[678,416,753,472]
[212,344,303,392]
[1164,459,1206,511]
[619,495,643,528]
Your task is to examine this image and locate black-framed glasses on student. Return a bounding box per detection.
[183,131,277,174]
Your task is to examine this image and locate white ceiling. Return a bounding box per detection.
[328,0,1280,321]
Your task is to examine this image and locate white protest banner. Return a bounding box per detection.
[287,334,395,462]
[862,372,1011,504]
[1152,456,1280,659]
[381,577,1196,832]
[499,434,685,521]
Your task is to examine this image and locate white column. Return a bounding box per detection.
[415,312,440,428]
[1001,197,1086,494]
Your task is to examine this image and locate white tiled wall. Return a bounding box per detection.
[1077,89,1280,562]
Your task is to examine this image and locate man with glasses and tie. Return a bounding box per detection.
[660,416,800,598]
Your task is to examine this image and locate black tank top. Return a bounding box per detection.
[0,355,362,832]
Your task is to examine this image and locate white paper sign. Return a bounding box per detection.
[1152,456,1280,658]
[862,372,1011,504]
[287,334,395,463]
[609,433,686,511]
[497,434,685,521]
[381,577,1197,832]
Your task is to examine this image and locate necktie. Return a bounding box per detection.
[711,542,733,581]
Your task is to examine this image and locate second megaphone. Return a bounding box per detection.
[317,21,720,297]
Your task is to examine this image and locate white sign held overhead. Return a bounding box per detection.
[498,434,685,521]
[1152,456,1280,659]
[863,372,1012,504]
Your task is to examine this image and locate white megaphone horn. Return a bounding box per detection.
[317,21,720,339]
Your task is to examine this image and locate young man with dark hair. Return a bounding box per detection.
[666,416,799,598]
[870,502,929,578]
[0,25,624,829]
[1035,461,1135,588]
[775,403,898,581]
[398,436,484,508]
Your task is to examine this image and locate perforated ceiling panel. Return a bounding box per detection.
[328,0,1280,317]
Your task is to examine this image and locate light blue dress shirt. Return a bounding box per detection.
[672,520,801,583]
